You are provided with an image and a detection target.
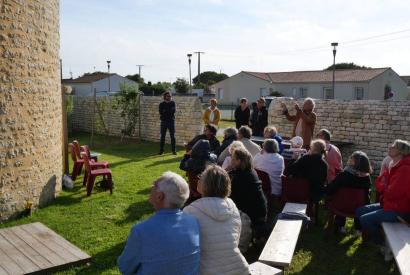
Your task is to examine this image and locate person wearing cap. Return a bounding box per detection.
[281,98,316,149]
[203,98,221,126]
[250,97,268,137]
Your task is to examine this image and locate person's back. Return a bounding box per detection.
[253,152,284,196]
[118,209,199,275]
[240,138,261,157]
[184,197,249,275]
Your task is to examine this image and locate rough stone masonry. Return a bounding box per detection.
[0,0,62,221]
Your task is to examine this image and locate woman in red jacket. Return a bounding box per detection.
[356,139,410,245]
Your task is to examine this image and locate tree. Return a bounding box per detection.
[126,74,144,84]
[193,71,228,85]
[139,81,171,96]
[325,62,371,70]
[173,78,189,94]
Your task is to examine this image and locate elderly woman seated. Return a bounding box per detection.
[184,165,249,275]
[263,126,284,154]
[356,139,410,250]
[221,141,247,171]
[180,140,217,205]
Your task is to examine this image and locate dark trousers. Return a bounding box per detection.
[160,120,176,153]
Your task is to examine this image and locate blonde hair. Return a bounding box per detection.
[200,165,231,198]
[310,139,327,157]
[228,140,246,154]
[392,139,410,156]
[232,147,253,171]
[263,125,277,138]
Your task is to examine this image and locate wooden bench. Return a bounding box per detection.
[249,261,282,275]
[382,222,410,275]
[258,202,307,268]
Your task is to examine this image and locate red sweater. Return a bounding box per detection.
[375,155,410,213]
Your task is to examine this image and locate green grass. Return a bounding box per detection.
[0,132,399,275]
[218,119,235,130]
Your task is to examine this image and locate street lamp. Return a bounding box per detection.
[107,60,111,93]
[331,42,338,96]
[187,53,192,93]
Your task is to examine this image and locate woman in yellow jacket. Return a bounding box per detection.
[203,98,221,126]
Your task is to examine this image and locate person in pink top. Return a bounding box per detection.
[317,129,343,183]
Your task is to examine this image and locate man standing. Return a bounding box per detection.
[159,91,176,155]
[118,172,200,275]
[234,98,250,129]
[250,97,268,137]
[202,98,221,126]
[317,129,343,183]
[281,97,316,149]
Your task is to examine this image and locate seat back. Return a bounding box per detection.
[73,140,82,159]
[81,145,91,158]
[281,175,310,203]
[69,143,77,161]
[81,152,91,171]
[255,169,272,198]
[328,187,368,217]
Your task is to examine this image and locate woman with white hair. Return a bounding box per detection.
[184,165,249,275]
[221,141,247,171]
[356,139,410,247]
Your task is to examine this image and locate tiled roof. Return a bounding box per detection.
[62,72,115,84]
[243,68,390,84]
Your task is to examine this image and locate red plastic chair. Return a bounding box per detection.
[82,152,113,196]
[69,143,84,180]
[281,175,310,203]
[255,169,272,199]
[81,145,109,186]
[326,187,368,232]
[72,140,82,160]
[185,171,201,205]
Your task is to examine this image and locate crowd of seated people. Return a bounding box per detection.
[186,124,220,153]
[118,120,410,273]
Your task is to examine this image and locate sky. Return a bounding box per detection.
[60,0,410,83]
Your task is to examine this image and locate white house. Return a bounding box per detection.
[211,68,408,104]
[401,75,410,99]
[62,72,138,96]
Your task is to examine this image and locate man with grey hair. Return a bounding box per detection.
[118,171,200,275]
[215,127,237,156]
[281,97,317,149]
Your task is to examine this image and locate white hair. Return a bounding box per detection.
[228,140,246,154]
[156,171,189,208]
[304,97,315,108]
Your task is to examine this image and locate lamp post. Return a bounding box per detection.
[107,60,111,93]
[187,53,192,93]
[331,42,338,96]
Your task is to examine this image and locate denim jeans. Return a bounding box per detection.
[160,120,176,153]
[356,203,410,244]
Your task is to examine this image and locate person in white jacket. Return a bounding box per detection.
[183,165,249,275]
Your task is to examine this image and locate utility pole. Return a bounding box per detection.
[331,42,338,97]
[107,60,111,93]
[136,64,144,79]
[194,51,204,83]
[187,54,192,93]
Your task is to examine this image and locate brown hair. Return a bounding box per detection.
[200,165,231,198]
[232,147,253,171]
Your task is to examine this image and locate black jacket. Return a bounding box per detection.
[250,107,268,137]
[287,154,328,202]
[234,106,250,129]
[229,169,267,225]
[215,134,236,156]
[325,170,371,203]
[180,140,217,174]
[187,134,220,153]
[159,101,176,121]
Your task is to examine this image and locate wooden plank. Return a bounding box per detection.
[249,261,283,275]
[0,241,25,275]
[0,233,39,274]
[31,223,90,260]
[11,226,66,266]
[0,228,52,270]
[382,222,410,275]
[259,219,303,267]
[19,224,80,263]
[282,203,307,214]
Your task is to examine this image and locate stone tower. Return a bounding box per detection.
[0,0,62,220]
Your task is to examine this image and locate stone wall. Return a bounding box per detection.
[0,1,62,220]
[268,98,410,172]
[71,96,203,146]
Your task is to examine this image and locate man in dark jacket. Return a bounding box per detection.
[251,97,268,137]
[234,98,250,129]
[186,124,220,153]
[159,91,176,155]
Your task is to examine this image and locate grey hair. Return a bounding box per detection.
[392,139,410,156]
[228,140,246,154]
[224,127,238,138]
[155,171,189,208]
[263,139,279,153]
[304,97,315,108]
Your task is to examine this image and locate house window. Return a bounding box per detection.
[299,87,308,98]
[323,87,334,99]
[260,88,269,97]
[217,88,224,100]
[354,87,364,100]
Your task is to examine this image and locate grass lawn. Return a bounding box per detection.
[0,132,399,274]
